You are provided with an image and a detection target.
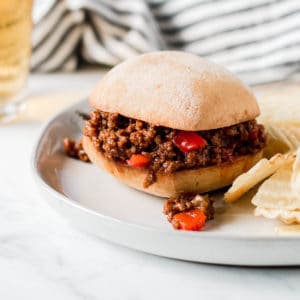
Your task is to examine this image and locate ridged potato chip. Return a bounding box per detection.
[224,153,295,203]
[255,83,300,157]
[276,224,300,235]
[256,83,300,127]
[255,207,300,225]
[263,124,300,158]
[248,84,300,225]
[251,161,300,210]
[291,148,300,196]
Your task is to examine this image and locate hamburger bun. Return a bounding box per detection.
[89,51,259,131]
[83,136,263,197]
[84,51,264,197]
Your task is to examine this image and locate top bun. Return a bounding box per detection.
[89,51,260,131]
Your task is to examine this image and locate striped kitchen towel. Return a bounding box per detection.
[32,0,300,85]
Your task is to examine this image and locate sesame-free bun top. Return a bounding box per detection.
[89,51,260,130]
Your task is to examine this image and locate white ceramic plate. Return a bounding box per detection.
[33,100,300,266]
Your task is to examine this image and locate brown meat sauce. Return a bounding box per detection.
[163,193,214,223]
[84,109,267,187]
[64,138,90,162]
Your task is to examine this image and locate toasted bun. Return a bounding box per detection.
[90,51,259,131]
[83,136,263,197]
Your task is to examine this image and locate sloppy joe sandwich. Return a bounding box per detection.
[82,51,267,197]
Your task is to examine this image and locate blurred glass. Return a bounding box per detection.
[0,0,33,123]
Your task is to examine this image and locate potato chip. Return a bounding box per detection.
[263,124,297,158]
[256,83,300,127]
[250,84,300,225]
[276,224,300,235]
[224,153,295,203]
[255,83,300,157]
[282,126,300,149]
[251,161,300,210]
[291,148,300,197]
[255,207,300,225]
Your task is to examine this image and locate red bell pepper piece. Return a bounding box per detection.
[249,131,258,140]
[172,209,207,231]
[127,154,150,168]
[173,131,207,153]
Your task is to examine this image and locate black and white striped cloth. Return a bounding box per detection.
[32,0,300,85]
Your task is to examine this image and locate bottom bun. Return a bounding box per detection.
[83,136,263,197]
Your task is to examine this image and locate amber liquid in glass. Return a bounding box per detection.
[0,0,33,114]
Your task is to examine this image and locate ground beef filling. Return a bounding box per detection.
[64,138,90,162]
[164,193,214,230]
[84,110,267,187]
[163,193,214,225]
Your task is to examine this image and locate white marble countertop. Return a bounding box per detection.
[1,71,300,300]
